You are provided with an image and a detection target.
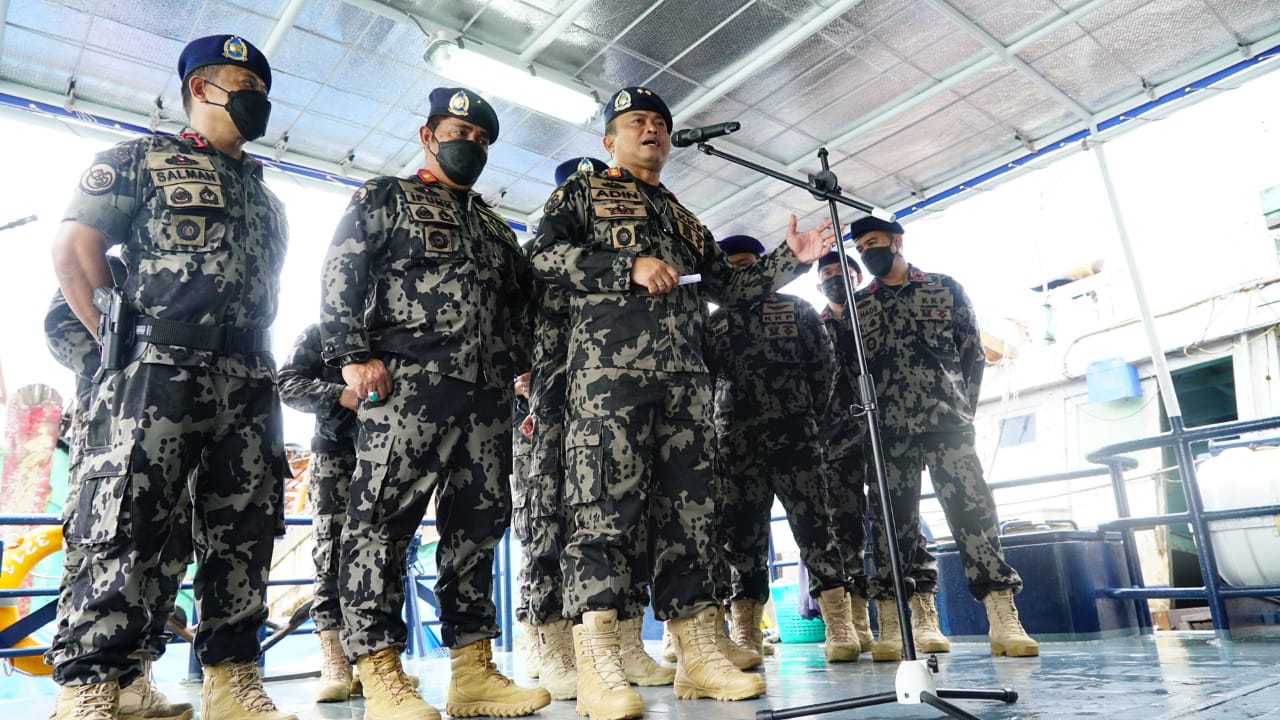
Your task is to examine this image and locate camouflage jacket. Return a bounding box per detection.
[319,170,534,390]
[853,265,984,436]
[706,293,833,429]
[529,280,571,420]
[63,129,288,379]
[529,166,808,373]
[819,306,866,457]
[278,324,356,452]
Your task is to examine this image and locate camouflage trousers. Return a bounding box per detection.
[823,441,870,597]
[51,360,282,686]
[309,448,356,632]
[512,425,533,623]
[561,369,716,622]
[717,416,847,603]
[340,363,511,658]
[867,432,1022,601]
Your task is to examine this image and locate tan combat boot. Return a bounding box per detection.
[848,592,874,654]
[668,607,766,701]
[314,629,353,703]
[201,661,297,720]
[910,593,951,654]
[538,619,578,700]
[984,589,1040,657]
[447,639,551,717]
[871,598,904,662]
[355,648,440,720]
[618,615,675,686]
[352,666,420,697]
[713,608,761,670]
[660,625,677,663]
[816,587,860,662]
[729,599,765,657]
[573,610,645,720]
[52,681,120,720]
[523,620,543,680]
[119,658,194,720]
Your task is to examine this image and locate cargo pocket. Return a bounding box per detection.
[312,513,336,573]
[530,434,563,519]
[349,433,394,525]
[68,446,133,544]
[563,418,604,505]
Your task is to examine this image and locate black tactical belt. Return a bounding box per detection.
[134,318,271,355]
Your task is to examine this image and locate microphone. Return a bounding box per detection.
[671,121,741,147]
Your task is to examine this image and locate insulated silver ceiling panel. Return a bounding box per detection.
[5,0,1279,235]
[616,0,745,67]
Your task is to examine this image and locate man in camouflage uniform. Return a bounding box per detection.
[318,86,548,720]
[706,236,859,664]
[277,324,360,703]
[849,216,1039,661]
[523,157,673,704]
[815,251,875,654]
[48,35,294,720]
[529,86,834,719]
[43,261,195,720]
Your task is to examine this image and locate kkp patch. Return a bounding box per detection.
[613,89,631,113]
[449,90,470,116]
[223,36,248,62]
[79,163,117,195]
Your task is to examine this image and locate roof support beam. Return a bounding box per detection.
[693,0,1115,222]
[671,0,868,125]
[923,0,1092,122]
[519,0,594,64]
[261,0,308,59]
[0,0,10,60]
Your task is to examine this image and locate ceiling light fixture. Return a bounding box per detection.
[423,39,601,126]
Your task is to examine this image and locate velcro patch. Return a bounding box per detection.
[79,163,117,195]
[162,182,224,209]
[170,215,207,248]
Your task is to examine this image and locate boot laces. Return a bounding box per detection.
[992,593,1021,626]
[225,662,279,713]
[72,683,116,720]
[545,627,576,671]
[729,606,753,648]
[913,595,941,632]
[371,651,421,704]
[583,626,628,688]
[824,594,856,643]
[320,635,348,681]
[473,642,515,687]
[688,617,738,673]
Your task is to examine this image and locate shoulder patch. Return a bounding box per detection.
[80,163,117,195]
[544,188,565,214]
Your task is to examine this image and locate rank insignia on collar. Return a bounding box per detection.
[178,131,208,149]
[449,90,470,116]
[613,90,631,113]
[418,169,439,184]
[606,167,623,178]
[223,36,248,62]
[910,268,927,282]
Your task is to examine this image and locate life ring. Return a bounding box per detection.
[0,525,62,676]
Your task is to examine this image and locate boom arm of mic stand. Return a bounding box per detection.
[693,142,874,214]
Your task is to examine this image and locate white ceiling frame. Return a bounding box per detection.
[671,0,869,126]
[694,0,1117,223]
[519,0,595,64]
[924,0,1092,123]
[261,0,308,59]
[0,0,10,60]
[889,25,1280,219]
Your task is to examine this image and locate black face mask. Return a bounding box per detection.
[861,245,897,277]
[821,277,848,304]
[205,81,271,142]
[432,137,488,186]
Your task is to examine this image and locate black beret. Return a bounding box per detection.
[554,157,609,186]
[178,35,272,91]
[847,216,904,242]
[428,87,500,143]
[818,251,861,274]
[603,86,673,132]
[717,234,765,256]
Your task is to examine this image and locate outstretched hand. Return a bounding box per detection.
[784,214,836,264]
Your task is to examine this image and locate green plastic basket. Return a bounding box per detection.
[770,581,825,643]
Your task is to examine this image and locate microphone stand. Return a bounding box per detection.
[690,140,1017,720]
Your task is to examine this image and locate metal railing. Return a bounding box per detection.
[1086,414,1280,637]
[0,513,515,669]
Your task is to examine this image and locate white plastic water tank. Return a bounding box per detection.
[1197,446,1280,587]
